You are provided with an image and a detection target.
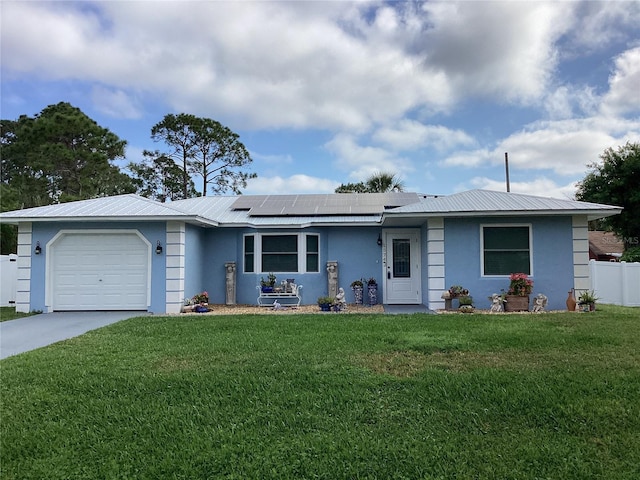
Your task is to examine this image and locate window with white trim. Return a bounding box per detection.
[481,225,531,276]
[243,233,320,273]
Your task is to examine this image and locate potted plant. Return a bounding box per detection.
[367,277,378,305]
[317,296,334,312]
[577,290,598,312]
[458,295,474,313]
[351,279,364,305]
[448,285,469,297]
[260,273,277,293]
[192,291,209,313]
[504,273,533,312]
[192,291,209,305]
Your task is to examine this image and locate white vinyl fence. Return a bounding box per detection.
[589,260,640,307]
[0,254,18,307]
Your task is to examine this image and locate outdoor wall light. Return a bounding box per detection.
[377,234,383,246]
[34,241,42,255]
[155,241,163,254]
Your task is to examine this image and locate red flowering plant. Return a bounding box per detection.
[192,291,209,304]
[507,273,533,296]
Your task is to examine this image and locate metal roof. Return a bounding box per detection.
[0,194,216,225]
[387,190,622,219]
[0,190,621,227]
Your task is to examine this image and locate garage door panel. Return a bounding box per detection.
[51,233,150,311]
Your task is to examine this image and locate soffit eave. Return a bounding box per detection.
[0,215,219,227]
[383,208,623,221]
[216,220,383,229]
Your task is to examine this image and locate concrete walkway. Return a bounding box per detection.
[0,311,145,360]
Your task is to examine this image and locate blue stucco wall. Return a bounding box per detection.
[184,224,206,304]
[28,215,575,312]
[444,216,574,310]
[30,221,166,313]
[197,226,384,306]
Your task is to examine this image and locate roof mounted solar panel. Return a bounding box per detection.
[230,193,420,216]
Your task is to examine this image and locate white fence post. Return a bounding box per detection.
[589,259,640,307]
[0,254,18,307]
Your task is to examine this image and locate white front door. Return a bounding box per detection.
[49,232,150,311]
[383,229,422,304]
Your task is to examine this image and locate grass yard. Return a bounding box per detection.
[1,306,639,479]
[0,306,35,322]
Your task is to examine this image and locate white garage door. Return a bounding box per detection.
[51,232,150,311]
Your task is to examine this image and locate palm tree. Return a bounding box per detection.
[365,171,405,192]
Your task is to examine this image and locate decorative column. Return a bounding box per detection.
[326,261,338,299]
[225,262,236,305]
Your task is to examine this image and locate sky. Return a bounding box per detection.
[1,0,639,199]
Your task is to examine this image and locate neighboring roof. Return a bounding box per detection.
[588,231,625,257]
[386,190,622,221]
[0,190,622,227]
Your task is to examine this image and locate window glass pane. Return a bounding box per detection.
[261,235,298,272]
[484,251,530,275]
[393,239,411,278]
[306,235,319,272]
[306,254,319,272]
[244,235,254,273]
[484,227,529,250]
[306,235,318,252]
[483,226,531,275]
[263,254,298,272]
[263,235,297,253]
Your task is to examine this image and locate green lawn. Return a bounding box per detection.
[0,306,35,322]
[1,306,639,479]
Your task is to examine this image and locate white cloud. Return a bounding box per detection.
[91,86,142,119]
[0,1,581,129]
[251,152,294,166]
[420,1,574,103]
[467,176,579,200]
[325,133,414,180]
[567,1,640,52]
[245,174,338,195]
[2,0,638,201]
[373,120,476,152]
[601,46,640,116]
[443,117,640,176]
[543,85,599,119]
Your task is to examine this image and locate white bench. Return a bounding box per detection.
[256,285,303,307]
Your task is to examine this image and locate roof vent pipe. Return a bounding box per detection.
[505,152,511,193]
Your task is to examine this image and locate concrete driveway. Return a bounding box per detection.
[0,311,145,360]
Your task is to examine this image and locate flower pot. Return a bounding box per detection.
[261,286,274,293]
[504,295,529,312]
[352,286,364,305]
[367,284,378,305]
[319,303,332,312]
[579,302,595,312]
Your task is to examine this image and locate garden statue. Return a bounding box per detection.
[335,287,347,311]
[532,293,548,313]
[326,261,339,299]
[489,293,504,313]
[225,261,236,305]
